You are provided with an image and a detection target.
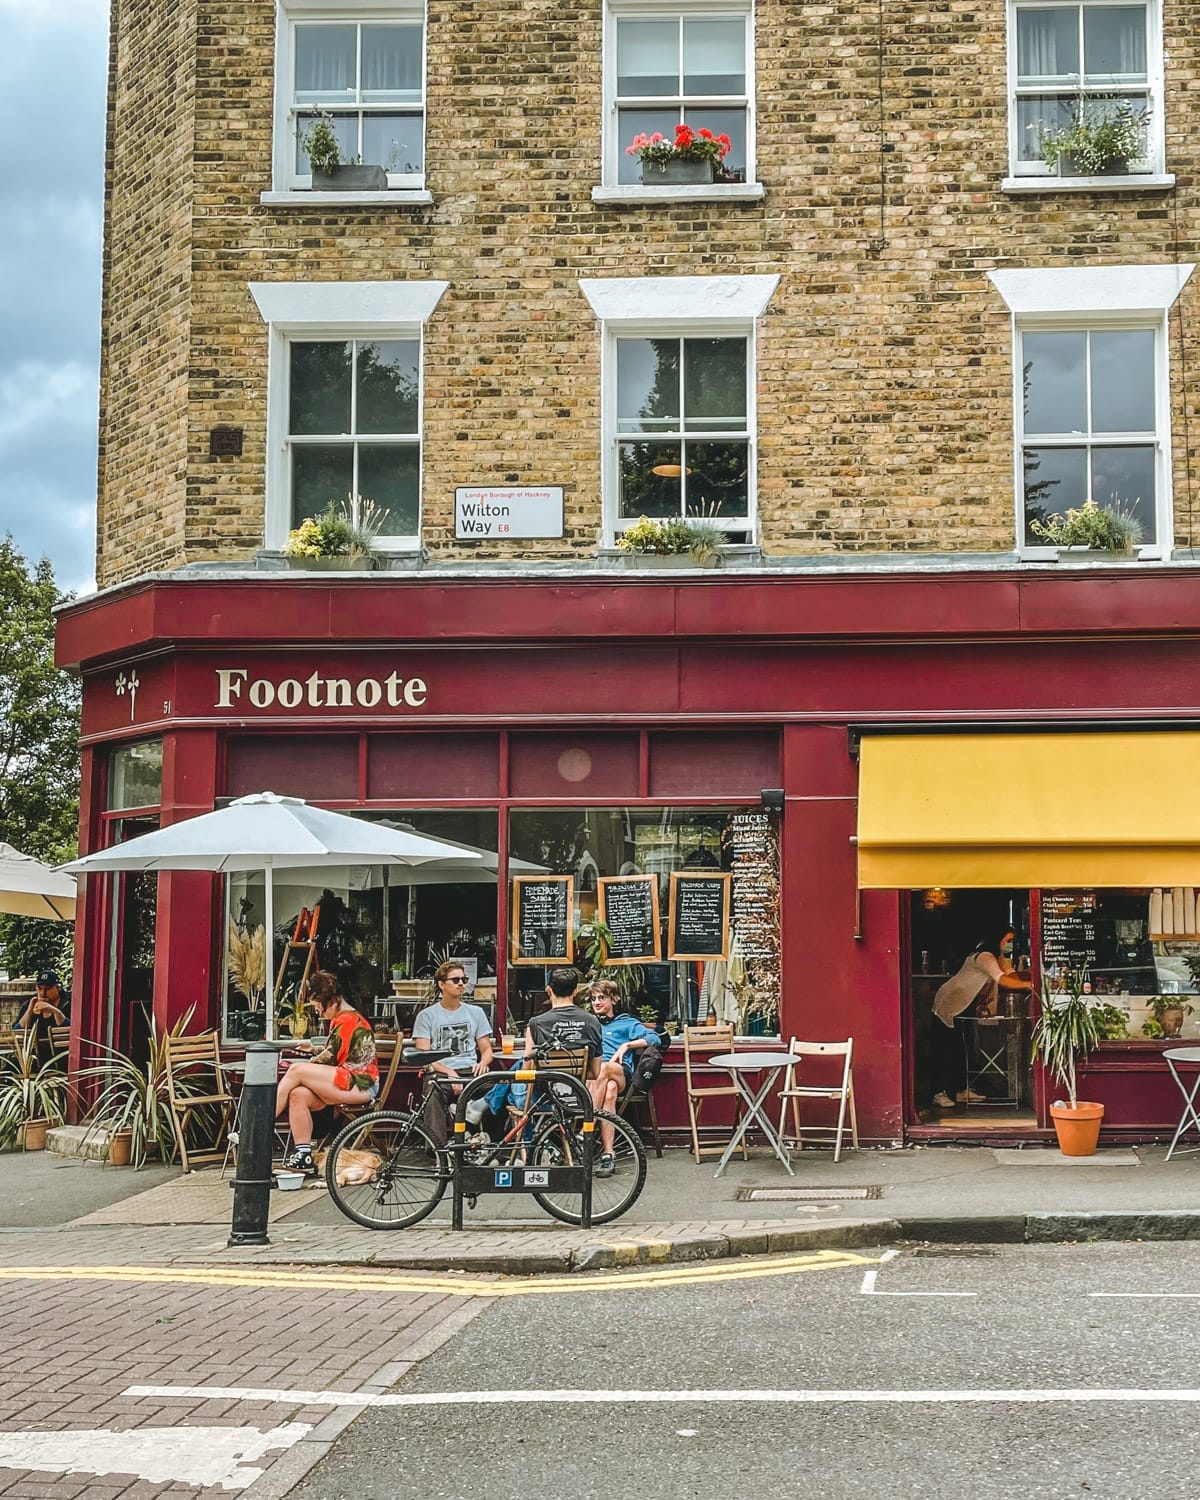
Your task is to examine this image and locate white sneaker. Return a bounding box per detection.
[956,1089,987,1103]
[932,1091,956,1109]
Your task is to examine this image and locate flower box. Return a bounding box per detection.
[1058,154,1131,178]
[1054,547,1141,565]
[286,555,365,572]
[621,552,719,570]
[312,164,388,191]
[640,159,716,186]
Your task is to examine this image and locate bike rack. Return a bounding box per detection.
[448,1066,595,1229]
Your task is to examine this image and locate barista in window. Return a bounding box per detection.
[931,927,1031,1110]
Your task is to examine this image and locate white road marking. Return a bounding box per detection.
[859,1247,976,1297]
[0,1423,309,1489]
[123,1383,1200,1408]
[1090,1292,1200,1299]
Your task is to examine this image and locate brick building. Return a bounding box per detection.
[57,0,1200,1145]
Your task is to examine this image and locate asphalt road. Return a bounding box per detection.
[290,1241,1200,1500]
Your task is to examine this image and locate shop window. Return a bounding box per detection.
[508,734,640,799]
[506,806,780,1035]
[367,733,499,799]
[649,731,778,796]
[604,4,754,187]
[225,735,359,801]
[222,810,501,1041]
[1008,1,1161,179]
[1018,323,1165,554]
[106,739,163,811]
[273,5,426,194]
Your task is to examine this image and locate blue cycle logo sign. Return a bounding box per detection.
[455,486,564,539]
[214,667,428,711]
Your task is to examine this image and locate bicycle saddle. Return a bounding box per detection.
[401,1045,454,1066]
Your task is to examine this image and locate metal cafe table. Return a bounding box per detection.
[1163,1046,1200,1160]
[708,1050,796,1178]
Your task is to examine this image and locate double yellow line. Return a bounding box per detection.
[0,1248,876,1299]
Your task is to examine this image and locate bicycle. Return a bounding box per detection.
[323,1043,647,1230]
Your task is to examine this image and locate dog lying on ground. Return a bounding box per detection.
[313,1146,381,1185]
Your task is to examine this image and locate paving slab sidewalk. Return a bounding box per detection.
[6,1141,1200,1272]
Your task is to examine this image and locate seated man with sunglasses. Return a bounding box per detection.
[412,960,495,1145]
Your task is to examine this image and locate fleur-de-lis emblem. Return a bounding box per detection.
[115,670,140,723]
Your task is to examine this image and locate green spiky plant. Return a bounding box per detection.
[77,1008,212,1168]
[0,1028,70,1147]
[1031,975,1103,1107]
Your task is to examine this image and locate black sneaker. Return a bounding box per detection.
[282,1147,316,1174]
[595,1152,616,1178]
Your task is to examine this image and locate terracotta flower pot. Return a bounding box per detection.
[107,1129,134,1167]
[1049,1100,1104,1156]
[20,1119,50,1151]
[1159,1005,1186,1038]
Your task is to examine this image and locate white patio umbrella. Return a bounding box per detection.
[0,843,77,921]
[62,792,480,1038]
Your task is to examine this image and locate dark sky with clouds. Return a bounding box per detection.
[0,0,107,595]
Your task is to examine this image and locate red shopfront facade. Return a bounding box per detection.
[55,567,1200,1144]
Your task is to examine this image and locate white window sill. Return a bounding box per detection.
[1001,174,1174,195]
[591,182,765,204]
[260,190,434,207]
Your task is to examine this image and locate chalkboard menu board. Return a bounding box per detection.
[727,811,782,1012]
[510,875,574,966]
[1040,890,1100,972]
[598,875,661,965]
[668,872,731,961]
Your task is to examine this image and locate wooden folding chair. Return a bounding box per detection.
[683,1025,747,1164]
[341,1032,405,1119]
[617,1077,663,1157]
[777,1037,858,1162]
[164,1030,235,1172]
[48,1026,71,1062]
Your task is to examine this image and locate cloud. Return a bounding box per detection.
[0,0,106,595]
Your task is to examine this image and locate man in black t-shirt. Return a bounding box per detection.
[523,966,617,1175]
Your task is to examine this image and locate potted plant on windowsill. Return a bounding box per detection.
[284,495,383,571]
[300,110,387,192]
[1038,98,1150,177]
[626,124,732,186]
[1143,995,1194,1040]
[616,516,724,569]
[1031,975,1105,1155]
[1029,498,1143,562]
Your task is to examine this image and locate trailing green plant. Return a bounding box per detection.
[1031,976,1103,1107]
[299,111,344,174]
[76,1008,211,1168]
[1029,497,1143,553]
[1039,98,1149,174]
[575,919,646,1005]
[0,1029,70,1147]
[1089,1002,1129,1041]
[1141,1016,1165,1039]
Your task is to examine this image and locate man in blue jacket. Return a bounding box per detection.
[588,978,661,1106]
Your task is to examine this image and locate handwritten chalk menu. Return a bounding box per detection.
[726,811,782,1003]
[668,872,731,961]
[597,875,661,965]
[510,876,574,966]
[1040,890,1100,971]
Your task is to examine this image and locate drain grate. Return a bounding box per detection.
[734,1185,882,1201]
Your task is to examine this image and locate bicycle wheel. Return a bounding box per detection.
[530,1110,647,1226]
[324,1110,448,1230]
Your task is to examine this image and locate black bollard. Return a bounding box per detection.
[229,1042,280,1246]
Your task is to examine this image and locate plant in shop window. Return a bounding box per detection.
[1029,497,1143,559]
[1141,995,1194,1040]
[1031,975,1105,1155]
[299,110,387,192]
[284,495,383,571]
[1036,98,1150,177]
[625,124,733,186]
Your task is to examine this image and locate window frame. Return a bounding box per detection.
[272,0,428,194]
[602,320,759,543]
[602,0,756,189]
[1006,0,1163,179]
[1012,311,1172,560]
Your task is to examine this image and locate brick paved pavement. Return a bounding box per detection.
[0,1266,486,1498]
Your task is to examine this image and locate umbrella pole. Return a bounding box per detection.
[265,860,275,1042]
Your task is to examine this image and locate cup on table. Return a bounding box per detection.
[501,1035,514,1056]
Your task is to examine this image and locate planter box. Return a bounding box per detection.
[312,164,388,191]
[285,555,372,572]
[621,552,720,570]
[640,158,715,186]
[1057,154,1130,177]
[1055,547,1140,565]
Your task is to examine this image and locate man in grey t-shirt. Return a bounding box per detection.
[413,960,494,1078]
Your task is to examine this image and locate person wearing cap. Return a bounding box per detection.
[15,971,71,1065]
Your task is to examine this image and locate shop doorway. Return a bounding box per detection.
[103,816,160,1065]
[908,889,1035,1132]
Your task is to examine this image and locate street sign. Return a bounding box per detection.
[455,486,564,539]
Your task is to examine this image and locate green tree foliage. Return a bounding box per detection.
[0,536,81,976]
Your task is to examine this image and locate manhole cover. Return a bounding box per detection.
[734,1186,882,1201]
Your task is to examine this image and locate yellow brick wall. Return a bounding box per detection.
[95,0,1200,584]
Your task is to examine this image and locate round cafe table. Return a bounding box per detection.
[1163,1046,1200,1160]
[708,1050,796,1178]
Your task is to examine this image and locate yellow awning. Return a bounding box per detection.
[857,731,1200,888]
